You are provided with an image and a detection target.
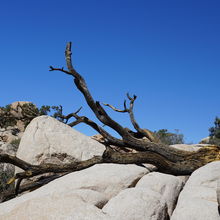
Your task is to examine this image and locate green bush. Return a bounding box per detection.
[0,105,17,128]
[0,103,64,129]
[154,129,184,145]
[10,138,21,151]
[209,117,220,146]
[0,164,15,194]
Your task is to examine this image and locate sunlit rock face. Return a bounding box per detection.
[135,172,184,218]
[171,161,220,220]
[1,113,220,220]
[0,163,149,220]
[16,115,106,167]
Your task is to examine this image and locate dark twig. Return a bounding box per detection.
[102,93,157,142]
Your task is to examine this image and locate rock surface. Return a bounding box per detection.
[169,144,209,152]
[217,179,220,214]
[136,172,184,217]
[171,161,220,220]
[10,101,34,132]
[16,115,106,167]
[34,163,149,200]
[0,163,148,219]
[199,136,211,144]
[1,111,220,219]
[0,101,31,155]
[0,127,22,145]
[103,188,168,220]
[0,188,110,220]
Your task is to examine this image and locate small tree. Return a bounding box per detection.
[209,117,220,146]
[154,129,184,145]
[0,164,15,195]
[0,103,64,130]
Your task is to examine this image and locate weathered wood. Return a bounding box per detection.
[1,145,220,180]
[1,42,220,201]
[0,145,220,200]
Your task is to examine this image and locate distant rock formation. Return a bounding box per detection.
[0,101,35,195]
[0,101,33,153]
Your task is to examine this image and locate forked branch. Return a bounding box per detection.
[49,42,220,161]
[103,93,157,142]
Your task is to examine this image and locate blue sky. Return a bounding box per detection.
[0,0,219,143]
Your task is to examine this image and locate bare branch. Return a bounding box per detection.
[102,93,157,142]
[1,144,220,197]
[102,102,128,113]
[62,42,132,138]
[0,154,35,171]
[1,173,68,202]
[58,107,82,124]
[125,93,156,142]
[66,112,127,148]
[49,66,72,76]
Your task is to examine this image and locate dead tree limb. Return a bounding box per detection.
[57,107,127,147]
[51,42,216,161]
[1,42,220,201]
[1,145,220,184]
[103,93,157,142]
[49,42,220,163]
[0,173,68,202]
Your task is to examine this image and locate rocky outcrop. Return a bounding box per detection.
[0,163,148,219]
[16,115,106,168]
[0,127,22,155]
[0,127,21,145]
[9,101,33,132]
[0,188,110,220]
[199,136,211,144]
[171,161,220,220]
[1,115,220,219]
[0,102,29,195]
[0,101,31,154]
[102,188,168,220]
[136,172,184,217]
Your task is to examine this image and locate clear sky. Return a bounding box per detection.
[0,0,219,143]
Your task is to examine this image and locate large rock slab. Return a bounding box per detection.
[35,163,149,200]
[102,188,168,220]
[0,163,148,219]
[0,189,110,220]
[136,172,184,217]
[16,115,106,166]
[171,161,220,220]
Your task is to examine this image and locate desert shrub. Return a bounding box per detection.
[209,117,220,146]
[154,129,184,145]
[0,105,17,128]
[10,138,21,151]
[0,164,15,194]
[0,103,64,129]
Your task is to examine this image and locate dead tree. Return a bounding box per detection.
[1,42,220,201]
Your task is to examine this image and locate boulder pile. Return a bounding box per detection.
[0,115,219,219]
